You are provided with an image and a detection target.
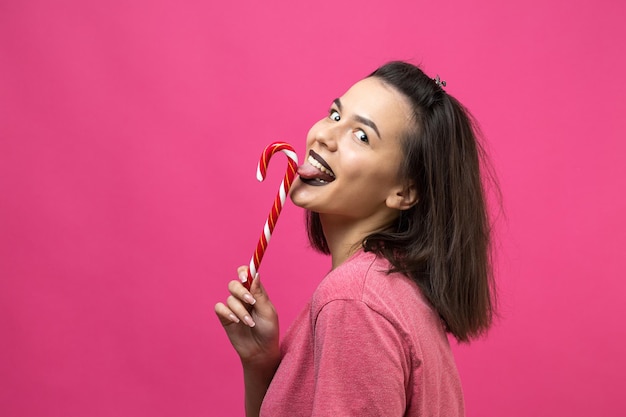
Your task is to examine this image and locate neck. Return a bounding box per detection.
[322,218,364,269]
[320,212,398,269]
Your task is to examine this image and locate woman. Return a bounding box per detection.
[215,61,497,416]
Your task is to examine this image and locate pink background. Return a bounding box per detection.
[1,0,625,415]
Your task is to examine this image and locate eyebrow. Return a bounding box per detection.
[333,98,381,139]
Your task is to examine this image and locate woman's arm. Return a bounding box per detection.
[215,267,280,417]
[241,353,281,416]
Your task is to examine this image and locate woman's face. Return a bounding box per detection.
[290,77,414,227]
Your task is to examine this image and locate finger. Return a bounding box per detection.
[248,274,268,302]
[214,302,241,325]
[226,295,256,327]
[237,265,253,288]
[228,279,257,306]
[234,266,275,318]
[247,274,276,319]
[236,265,269,304]
[236,265,257,291]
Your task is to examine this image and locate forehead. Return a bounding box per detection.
[340,77,413,138]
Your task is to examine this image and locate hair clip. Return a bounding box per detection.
[433,75,447,88]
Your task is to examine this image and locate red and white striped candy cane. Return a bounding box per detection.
[243,142,298,289]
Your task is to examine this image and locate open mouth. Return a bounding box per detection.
[297,150,336,186]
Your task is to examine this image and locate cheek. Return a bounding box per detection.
[363,159,403,190]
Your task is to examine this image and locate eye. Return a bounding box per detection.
[355,129,369,144]
[329,110,340,122]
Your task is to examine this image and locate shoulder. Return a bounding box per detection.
[311,250,438,327]
[311,250,379,307]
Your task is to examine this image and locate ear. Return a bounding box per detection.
[386,182,418,211]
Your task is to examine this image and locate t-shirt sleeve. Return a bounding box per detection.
[311,299,410,417]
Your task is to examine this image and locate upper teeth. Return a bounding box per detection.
[308,155,335,177]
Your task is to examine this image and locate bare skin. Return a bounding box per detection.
[214,267,280,417]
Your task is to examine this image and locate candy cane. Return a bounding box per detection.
[243,142,298,289]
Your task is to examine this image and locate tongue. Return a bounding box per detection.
[297,162,335,182]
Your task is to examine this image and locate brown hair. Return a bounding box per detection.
[306,61,498,342]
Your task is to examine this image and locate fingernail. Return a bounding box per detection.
[243,293,256,305]
[228,313,240,324]
[239,271,248,283]
[243,315,256,327]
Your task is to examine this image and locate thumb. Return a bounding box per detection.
[249,273,268,300]
[249,273,276,319]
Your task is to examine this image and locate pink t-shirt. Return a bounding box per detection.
[260,250,464,416]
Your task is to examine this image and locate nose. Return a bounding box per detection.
[311,120,339,152]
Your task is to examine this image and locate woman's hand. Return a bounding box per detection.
[214,266,280,365]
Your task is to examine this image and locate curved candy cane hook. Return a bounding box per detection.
[244,142,298,289]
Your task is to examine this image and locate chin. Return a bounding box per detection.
[289,181,309,208]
